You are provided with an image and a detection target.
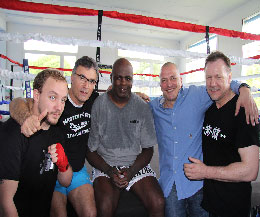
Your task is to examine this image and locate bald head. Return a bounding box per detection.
[160,62,182,107]
[160,62,179,78]
[110,58,133,103]
[112,58,133,76]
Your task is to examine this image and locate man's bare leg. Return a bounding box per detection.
[94,177,120,217]
[50,191,67,217]
[68,183,96,217]
[131,176,165,217]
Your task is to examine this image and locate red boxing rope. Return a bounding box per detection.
[0,54,23,67]
[0,0,260,41]
[0,54,111,75]
[1,54,260,77]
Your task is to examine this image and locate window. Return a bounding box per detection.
[242,12,260,109]
[185,35,218,83]
[118,49,164,97]
[24,40,78,95]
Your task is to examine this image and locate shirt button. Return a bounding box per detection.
[174,141,178,144]
[174,171,177,174]
[173,127,176,130]
[174,156,178,159]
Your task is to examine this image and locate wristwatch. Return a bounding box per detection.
[239,83,250,90]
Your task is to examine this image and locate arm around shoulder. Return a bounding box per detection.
[9,97,33,125]
[235,85,259,126]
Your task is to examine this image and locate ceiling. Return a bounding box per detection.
[0,0,254,41]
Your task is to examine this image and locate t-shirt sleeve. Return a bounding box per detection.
[140,103,158,148]
[87,99,100,152]
[0,119,23,181]
[236,108,260,149]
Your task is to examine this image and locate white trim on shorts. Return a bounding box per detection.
[92,164,156,191]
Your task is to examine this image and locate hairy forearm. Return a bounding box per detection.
[9,98,33,125]
[129,147,153,177]
[205,161,258,182]
[57,165,73,187]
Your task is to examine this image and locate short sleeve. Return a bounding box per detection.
[87,98,100,152]
[140,103,158,148]
[236,108,260,149]
[0,119,24,181]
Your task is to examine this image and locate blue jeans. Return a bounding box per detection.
[209,212,250,217]
[165,184,209,217]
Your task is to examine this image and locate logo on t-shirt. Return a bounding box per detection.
[62,112,91,139]
[203,124,226,140]
[70,121,88,132]
[40,150,55,174]
[130,120,139,123]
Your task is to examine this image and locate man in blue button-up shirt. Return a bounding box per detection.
[149,62,258,217]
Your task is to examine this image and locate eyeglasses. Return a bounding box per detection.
[74,73,97,85]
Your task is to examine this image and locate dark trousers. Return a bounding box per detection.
[209,212,250,217]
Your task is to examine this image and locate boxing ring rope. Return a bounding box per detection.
[0,0,260,41]
[1,0,260,116]
[1,33,260,66]
[1,52,260,78]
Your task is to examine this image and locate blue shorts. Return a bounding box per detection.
[54,166,92,196]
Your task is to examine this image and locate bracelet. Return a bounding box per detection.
[239,83,250,90]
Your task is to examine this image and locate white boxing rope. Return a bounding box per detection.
[98,76,160,88]
[1,32,260,66]
[1,68,260,90]
[1,85,24,91]
[0,68,160,88]
[0,69,35,81]
[186,73,260,87]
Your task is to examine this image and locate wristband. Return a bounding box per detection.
[55,143,69,172]
[239,83,250,90]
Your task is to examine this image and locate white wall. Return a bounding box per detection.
[180,0,260,78]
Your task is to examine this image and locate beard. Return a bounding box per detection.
[41,111,61,126]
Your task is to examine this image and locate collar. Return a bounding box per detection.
[68,94,83,108]
[159,86,184,108]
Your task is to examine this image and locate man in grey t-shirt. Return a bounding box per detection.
[87,58,165,217]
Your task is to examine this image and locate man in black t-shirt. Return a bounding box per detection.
[9,56,99,217]
[0,69,72,217]
[184,51,259,217]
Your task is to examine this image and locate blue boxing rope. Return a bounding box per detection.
[0,110,10,115]
[0,100,10,105]
[0,100,10,115]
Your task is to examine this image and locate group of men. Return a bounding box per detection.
[0,51,259,217]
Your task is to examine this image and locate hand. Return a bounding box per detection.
[184,157,206,180]
[21,109,48,137]
[119,167,134,182]
[106,85,112,92]
[235,87,259,126]
[48,143,69,172]
[135,92,150,103]
[106,167,129,189]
